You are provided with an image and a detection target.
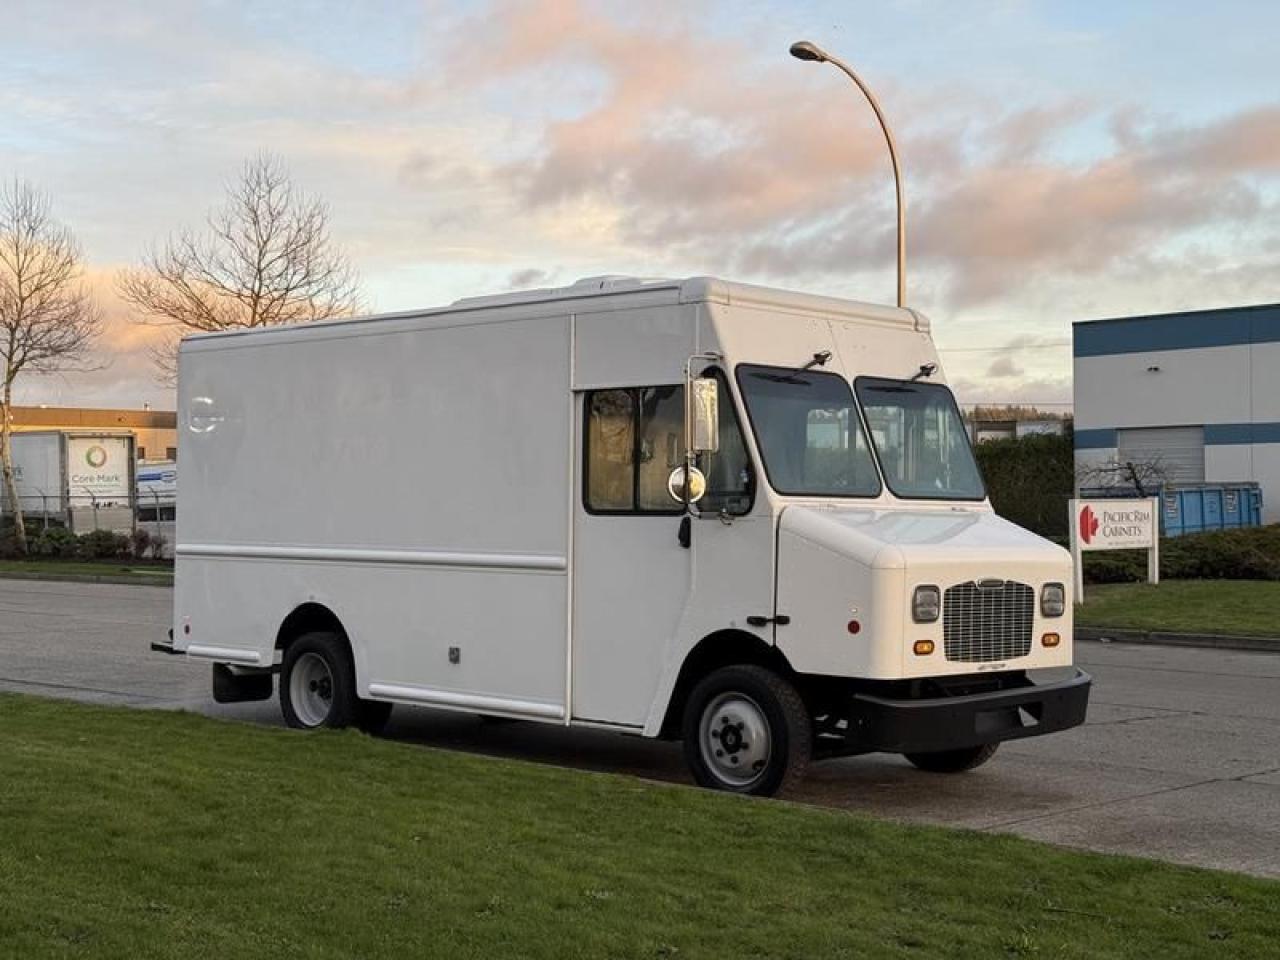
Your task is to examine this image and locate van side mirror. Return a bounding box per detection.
[691,377,720,453]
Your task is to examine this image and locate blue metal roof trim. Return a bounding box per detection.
[1074,428,1118,450]
[1076,422,1280,449]
[1073,303,1280,357]
[1205,423,1280,445]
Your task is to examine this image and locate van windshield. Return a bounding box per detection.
[736,365,881,497]
[854,377,985,500]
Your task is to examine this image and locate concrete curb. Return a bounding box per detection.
[0,571,174,588]
[1076,627,1279,654]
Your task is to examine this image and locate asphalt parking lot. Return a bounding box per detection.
[2,578,1277,879]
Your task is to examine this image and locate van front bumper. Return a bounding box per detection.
[847,669,1091,755]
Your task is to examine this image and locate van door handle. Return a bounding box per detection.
[746,615,790,627]
[677,516,691,549]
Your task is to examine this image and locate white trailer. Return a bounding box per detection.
[4,430,135,533]
[155,276,1089,795]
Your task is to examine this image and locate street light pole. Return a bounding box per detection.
[790,40,906,309]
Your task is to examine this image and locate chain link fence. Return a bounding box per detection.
[2,492,174,559]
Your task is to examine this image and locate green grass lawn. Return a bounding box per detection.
[0,559,173,582]
[1077,580,1280,638]
[0,695,1275,958]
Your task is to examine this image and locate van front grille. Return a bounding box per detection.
[942,580,1034,663]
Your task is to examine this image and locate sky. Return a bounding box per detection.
[2,0,1278,411]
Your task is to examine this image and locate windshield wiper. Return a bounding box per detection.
[753,350,834,385]
[794,350,832,375]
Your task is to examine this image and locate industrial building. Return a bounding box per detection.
[1073,303,1279,523]
[9,406,176,461]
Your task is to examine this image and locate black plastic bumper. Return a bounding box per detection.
[848,669,1092,754]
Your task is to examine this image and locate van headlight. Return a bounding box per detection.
[912,585,941,623]
[1041,583,1066,618]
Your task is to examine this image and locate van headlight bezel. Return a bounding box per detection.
[1041,583,1066,618]
[912,585,941,623]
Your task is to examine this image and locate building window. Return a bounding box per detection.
[165,447,177,461]
[136,447,146,460]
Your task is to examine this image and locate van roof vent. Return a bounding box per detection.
[566,275,649,291]
[450,275,673,309]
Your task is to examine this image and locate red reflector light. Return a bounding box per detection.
[847,620,861,635]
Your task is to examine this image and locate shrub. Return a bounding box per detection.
[31,526,79,558]
[129,528,153,560]
[1085,524,1280,583]
[76,529,132,560]
[973,432,1074,540]
[0,517,54,557]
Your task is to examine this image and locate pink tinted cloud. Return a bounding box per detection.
[430,1,1280,308]
[448,0,918,240]
[12,267,171,408]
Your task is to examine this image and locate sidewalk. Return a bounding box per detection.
[0,566,173,588]
[1076,627,1280,654]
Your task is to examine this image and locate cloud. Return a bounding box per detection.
[985,355,1024,379]
[507,267,549,288]
[422,1,1280,310]
[949,373,1072,409]
[6,0,1280,413]
[11,266,169,408]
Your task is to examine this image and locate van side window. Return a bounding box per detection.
[636,386,685,511]
[585,386,683,515]
[584,376,753,516]
[585,390,636,511]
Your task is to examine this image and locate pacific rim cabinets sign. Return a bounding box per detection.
[1068,497,1160,601]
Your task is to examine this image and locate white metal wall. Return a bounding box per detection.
[1074,340,1280,522]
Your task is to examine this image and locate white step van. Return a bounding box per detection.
[155,276,1090,795]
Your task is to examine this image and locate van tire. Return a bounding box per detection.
[905,743,999,773]
[682,665,810,797]
[280,631,359,730]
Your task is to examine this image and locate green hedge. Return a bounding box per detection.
[1,524,162,561]
[972,432,1074,539]
[1084,525,1280,583]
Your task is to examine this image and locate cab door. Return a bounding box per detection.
[571,369,770,728]
[571,384,693,727]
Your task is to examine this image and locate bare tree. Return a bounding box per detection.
[1075,456,1170,496]
[0,180,103,554]
[119,153,361,379]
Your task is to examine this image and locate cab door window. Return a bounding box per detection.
[584,377,753,515]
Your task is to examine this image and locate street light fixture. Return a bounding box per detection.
[789,40,907,308]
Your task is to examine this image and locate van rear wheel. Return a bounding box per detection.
[280,631,359,730]
[905,743,999,773]
[682,665,810,797]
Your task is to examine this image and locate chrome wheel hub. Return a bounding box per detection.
[290,652,334,727]
[699,692,771,787]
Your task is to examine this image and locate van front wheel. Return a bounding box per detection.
[682,665,811,797]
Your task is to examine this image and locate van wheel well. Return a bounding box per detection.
[276,603,348,655]
[659,630,794,739]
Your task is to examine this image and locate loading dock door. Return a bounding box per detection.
[1117,426,1205,484]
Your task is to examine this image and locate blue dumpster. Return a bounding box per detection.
[1079,483,1263,537]
[1160,484,1263,537]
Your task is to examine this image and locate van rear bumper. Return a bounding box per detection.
[847,669,1091,754]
